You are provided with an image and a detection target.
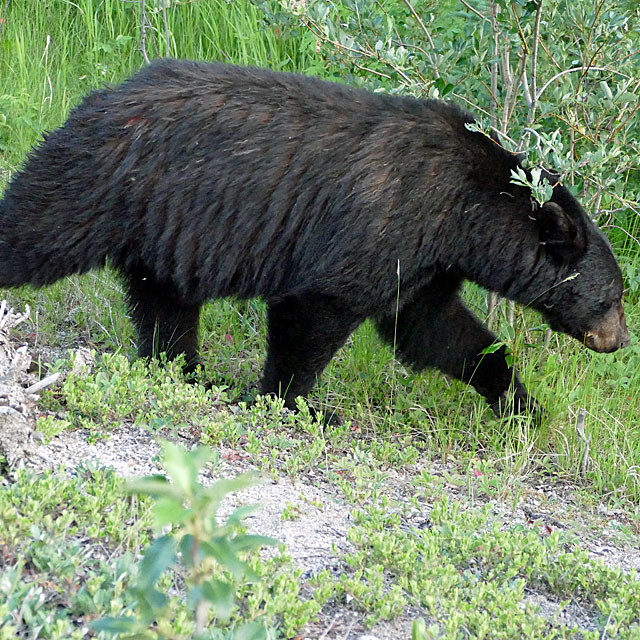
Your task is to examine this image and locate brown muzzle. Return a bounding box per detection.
[583,302,630,353]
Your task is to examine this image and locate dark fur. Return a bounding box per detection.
[0,59,627,415]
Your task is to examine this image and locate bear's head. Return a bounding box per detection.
[526,190,630,353]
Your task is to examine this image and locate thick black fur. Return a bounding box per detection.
[0,59,626,416]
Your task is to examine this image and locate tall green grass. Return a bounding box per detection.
[0,0,319,170]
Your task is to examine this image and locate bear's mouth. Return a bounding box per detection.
[581,302,630,353]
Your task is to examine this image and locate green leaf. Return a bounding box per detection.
[138,535,176,588]
[161,441,197,494]
[505,323,516,341]
[128,476,182,501]
[226,504,260,526]
[480,342,504,355]
[153,496,191,529]
[231,534,280,552]
[208,474,259,498]
[201,578,235,621]
[412,617,428,640]
[201,537,255,580]
[135,585,168,614]
[600,80,613,101]
[510,167,528,186]
[90,616,136,634]
[178,533,198,568]
[616,91,636,104]
[232,621,269,640]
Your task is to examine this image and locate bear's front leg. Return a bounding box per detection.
[376,284,542,420]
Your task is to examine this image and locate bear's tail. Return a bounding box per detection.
[0,194,65,288]
[1,181,115,289]
[0,205,29,288]
[0,196,17,288]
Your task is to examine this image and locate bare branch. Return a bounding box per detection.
[528,0,544,122]
[451,92,492,119]
[508,2,529,54]
[598,225,640,251]
[352,62,391,80]
[521,69,533,115]
[575,409,590,481]
[486,291,498,327]
[499,47,513,97]
[489,2,499,129]
[139,0,150,64]
[299,14,413,85]
[25,373,62,395]
[458,0,489,22]
[400,0,440,79]
[579,173,640,220]
[536,66,631,102]
[162,3,170,57]
[609,89,640,142]
[502,49,525,132]
[549,110,597,144]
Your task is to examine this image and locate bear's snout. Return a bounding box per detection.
[583,302,630,353]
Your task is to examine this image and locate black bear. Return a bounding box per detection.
[0,59,630,417]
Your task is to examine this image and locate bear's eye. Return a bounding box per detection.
[596,299,614,314]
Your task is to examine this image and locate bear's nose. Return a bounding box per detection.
[584,302,629,353]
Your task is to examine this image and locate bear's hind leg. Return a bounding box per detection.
[123,266,201,373]
[376,284,541,419]
[262,294,363,409]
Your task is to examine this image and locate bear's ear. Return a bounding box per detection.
[536,201,587,263]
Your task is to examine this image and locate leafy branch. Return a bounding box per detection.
[93,442,278,640]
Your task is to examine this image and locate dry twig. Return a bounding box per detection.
[575,409,591,481]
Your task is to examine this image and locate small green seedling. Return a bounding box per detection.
[92,441,278,640]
